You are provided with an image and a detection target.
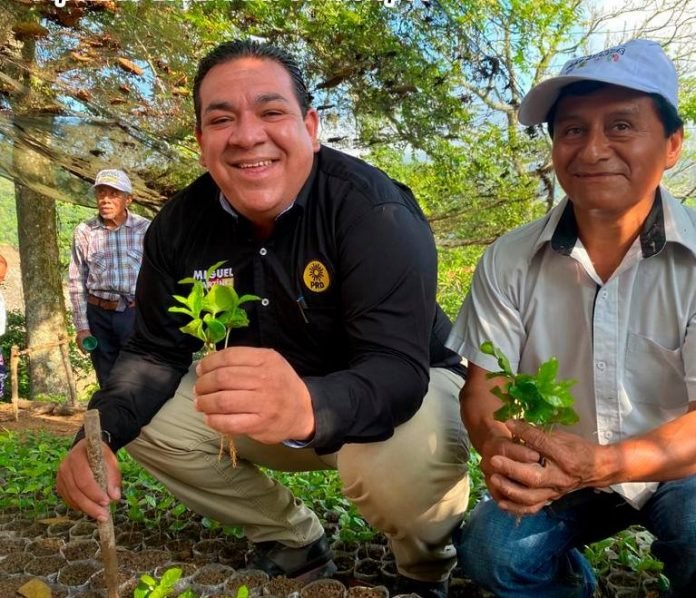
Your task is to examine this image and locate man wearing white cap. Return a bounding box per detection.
[68,169,150,386]
[448,39,696,595]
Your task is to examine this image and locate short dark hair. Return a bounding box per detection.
[546,80,684,138]
[193,39,313,130]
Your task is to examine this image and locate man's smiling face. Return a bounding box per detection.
[195,57,320,231]
[551,85,682,217]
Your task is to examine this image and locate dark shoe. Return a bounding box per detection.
[249,533,336,582]
[394,575,449,598]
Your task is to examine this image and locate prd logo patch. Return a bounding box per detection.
[303,260,330,293]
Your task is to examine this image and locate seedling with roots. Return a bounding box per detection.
[169,260,259,466]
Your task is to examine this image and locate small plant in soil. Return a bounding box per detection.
[169,260,259,465]
[481,341,579,429]
[135,566,197,598]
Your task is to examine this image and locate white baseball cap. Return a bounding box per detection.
[518,39,678,126]
[93,169,133,194]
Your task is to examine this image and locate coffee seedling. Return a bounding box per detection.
[481,341,579,430]
[169,260,259,465]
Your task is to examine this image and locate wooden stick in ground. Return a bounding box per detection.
[84,410,120,598]
[58,336,78,408]
[10,345,19,422]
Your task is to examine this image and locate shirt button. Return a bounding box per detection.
[604,430,614,440]
[259,248,267,256]
[596,361,606,371]
[261,298,270,307]
[601,290,609,299]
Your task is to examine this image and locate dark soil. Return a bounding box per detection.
[0,538,28,554]
[27,536,64,556]
[225,569,269,594]
[116,548,171,573]
[56,559,101,586]
[354,558,381,580]
[264,575,305,596]
[0,552,34,574]
[61,538,99,561]
[348,586,388,598]
[23,554,67,577]
[193,563,234,585]
[88,565,134,590]
[302,579,348,598]
[69,519,97,539]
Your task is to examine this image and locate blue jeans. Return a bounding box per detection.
[454,476,696,597]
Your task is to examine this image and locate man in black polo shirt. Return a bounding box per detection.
[56,40,468,597]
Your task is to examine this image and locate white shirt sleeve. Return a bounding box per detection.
[446,243,527,373]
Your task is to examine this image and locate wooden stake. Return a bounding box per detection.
[58,336,78,407]
[10,345,19,422]
[84,410,120,598]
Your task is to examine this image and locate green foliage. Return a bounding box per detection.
[169,261,259,353]
[584,527,669,593]
[480,341,579,429]
[0,431,71,516]
[135,567,196,598]
[0,178,18,247]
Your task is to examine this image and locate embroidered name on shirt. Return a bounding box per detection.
[303,260,330,293]
[192,266,234,289]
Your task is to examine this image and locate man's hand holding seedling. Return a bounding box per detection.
[463,342,586,516]
[171,260,314,449]
[194,347,316,445]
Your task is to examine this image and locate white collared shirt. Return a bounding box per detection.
[448,187,696,508]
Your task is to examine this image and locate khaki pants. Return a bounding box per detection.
[126,366,469,582]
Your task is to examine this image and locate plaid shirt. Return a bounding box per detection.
[68,211,150,331]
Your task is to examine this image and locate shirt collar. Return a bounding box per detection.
[533,187,696,259]
[90,210,135,230]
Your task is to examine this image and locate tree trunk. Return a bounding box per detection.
[9,17,70,400]
[13,125,70,399]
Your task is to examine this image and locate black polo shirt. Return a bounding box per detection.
[86,145,464,453]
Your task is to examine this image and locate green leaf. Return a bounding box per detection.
[206,259,228,282]
[172,294,193,308]
[481,341,579,429]
[489,385,510,402]
[480,340,495,356]
[201,283,240,314]
[160,567,182,587]
[536,357,558,387]
[203,315,227,344]
[237,294,261,305]
[493,403,517,422]
[485,370,508,380]
[236,585,250,598]
[219,309,250,329]
[554,407,580,426]
[168,306,195,317]
[180,318,205,342]
[523,400,556,426]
